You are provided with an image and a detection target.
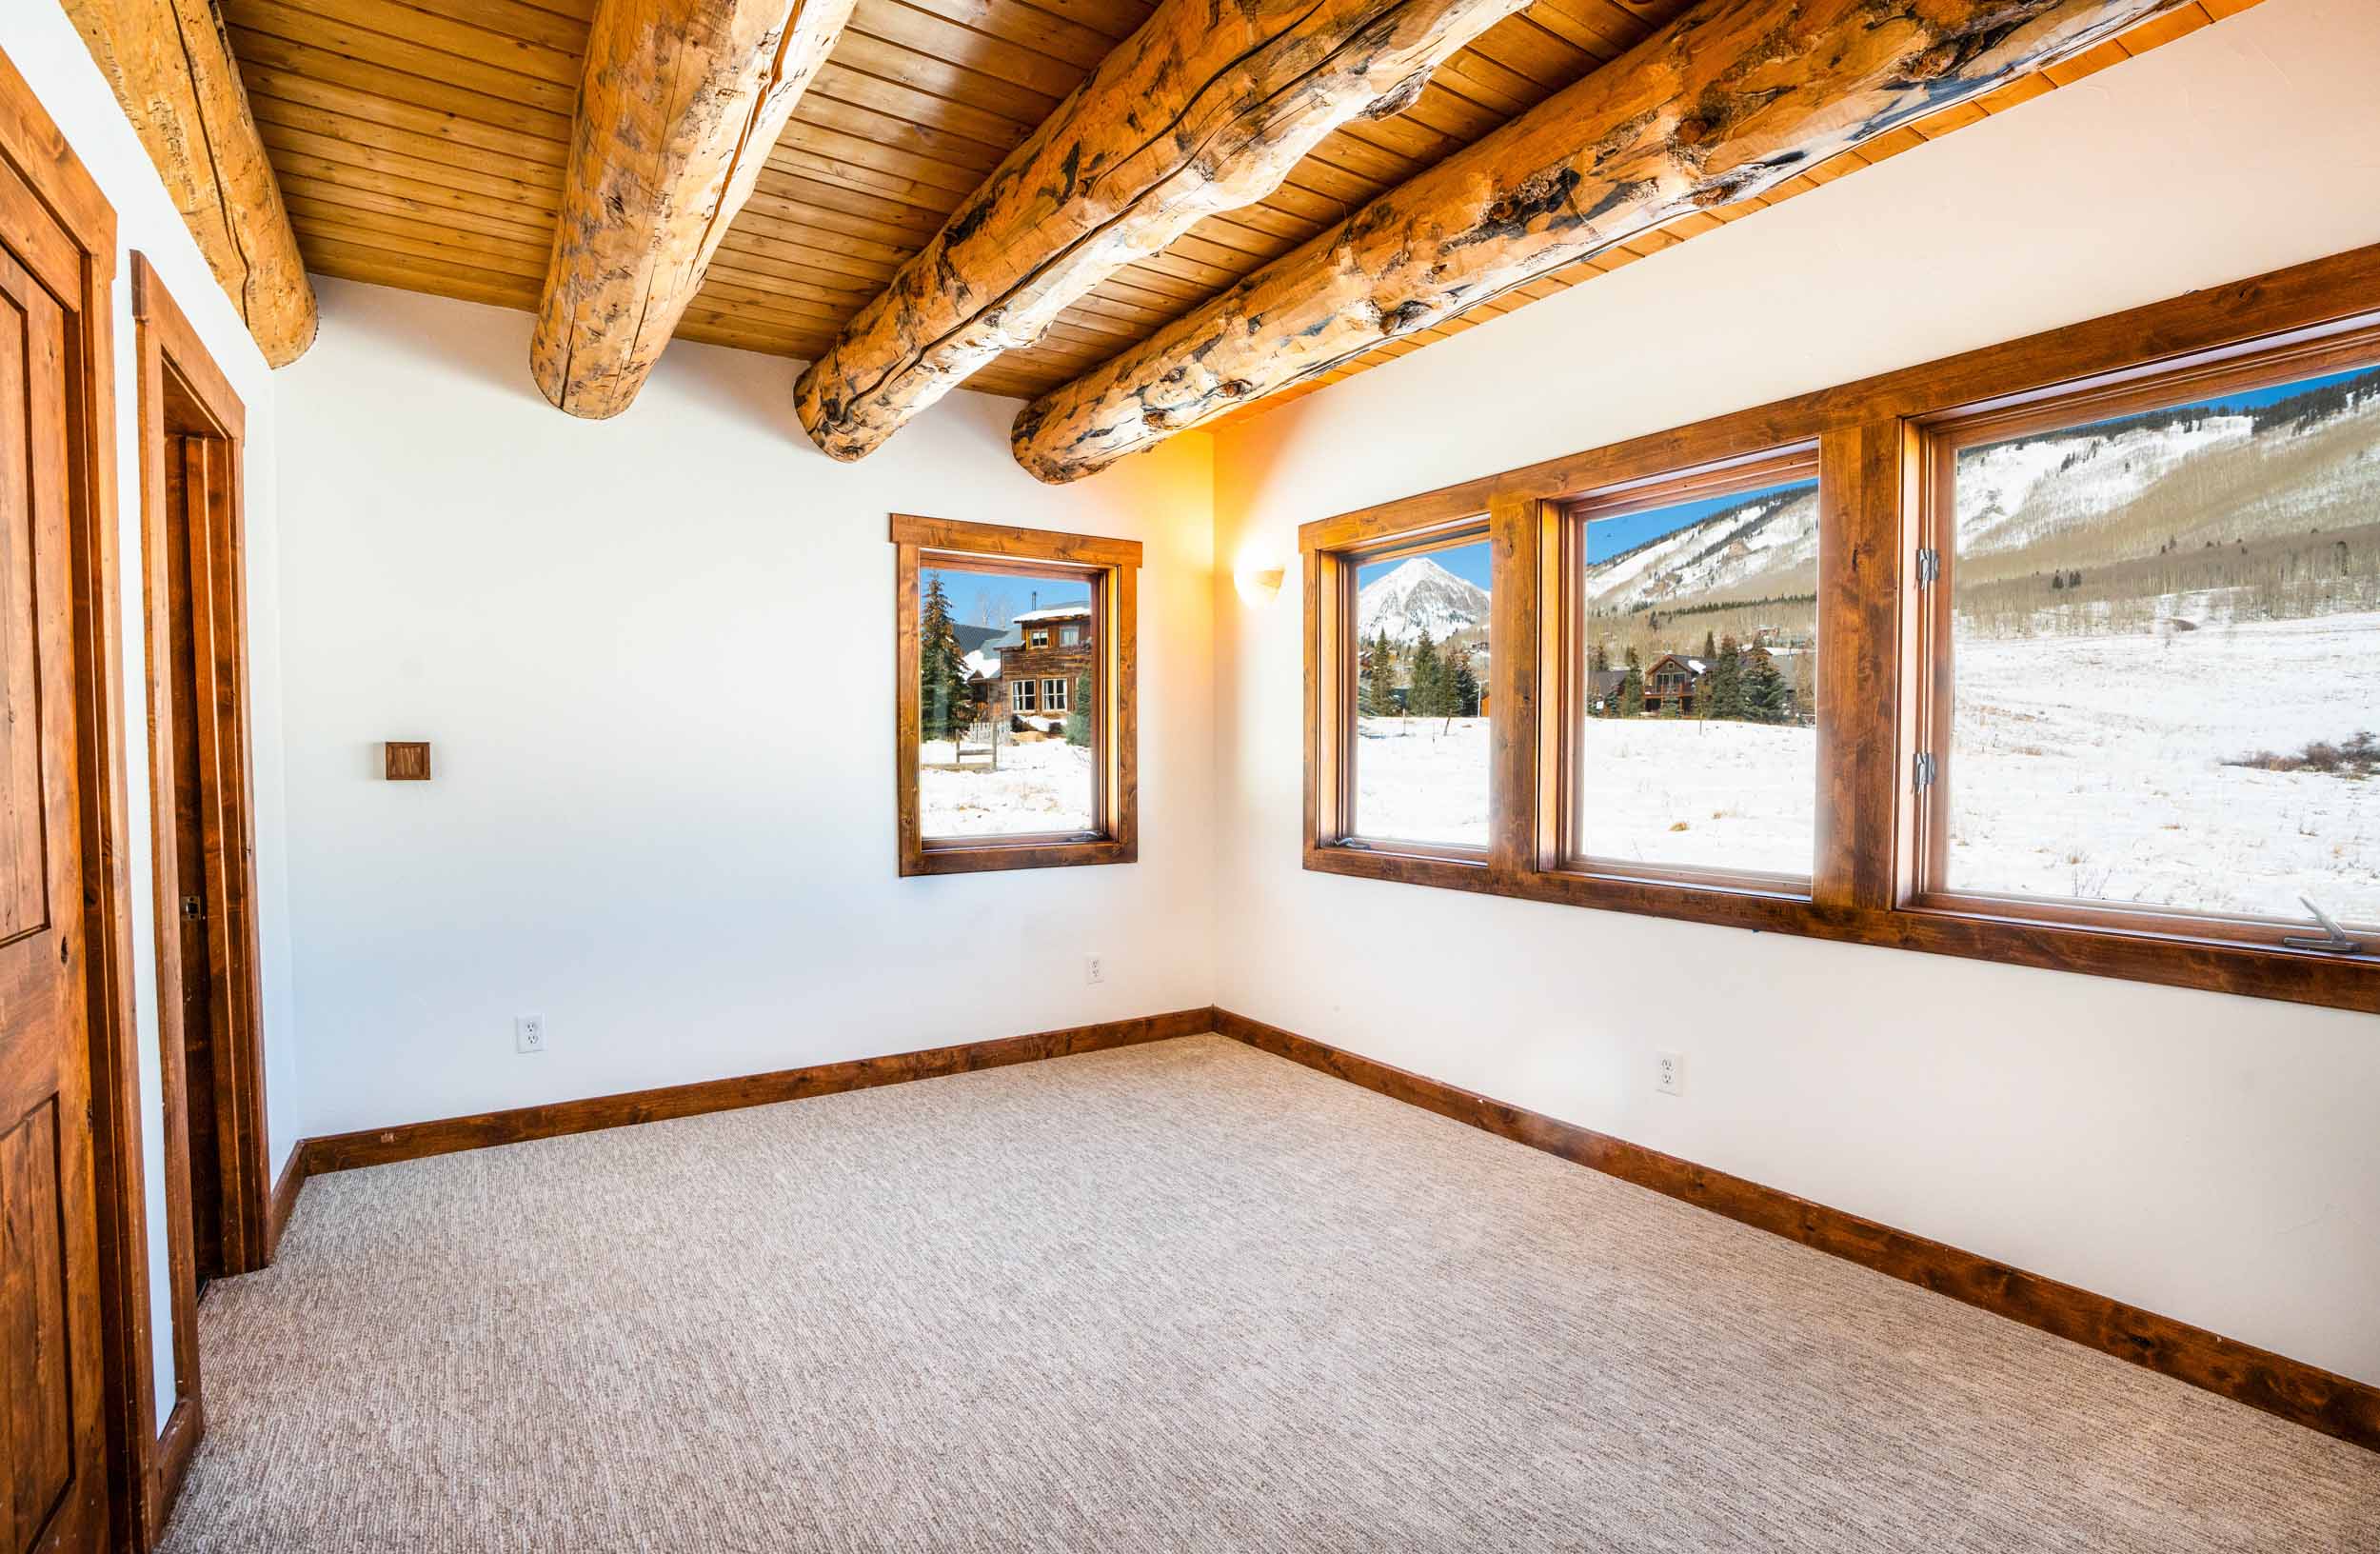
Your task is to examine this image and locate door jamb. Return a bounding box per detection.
[130,250,273,1529]
[0,44,165,1554]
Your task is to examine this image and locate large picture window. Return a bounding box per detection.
[893,515,1139,874]
[1918,340,2380,940]
[1296,243,2380,1014]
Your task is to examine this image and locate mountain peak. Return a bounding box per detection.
[1359,555,1490,644]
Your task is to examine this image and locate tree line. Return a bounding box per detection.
[1359,628,1481,719]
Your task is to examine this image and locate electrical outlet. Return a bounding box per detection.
[1084,953,1104,986]
[1655,1050,1683,1097]
[515,1014,547,1054]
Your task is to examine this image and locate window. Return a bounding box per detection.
[1030,628,1050,647]
[1565,453,1819,888]
[1918,339,2380,941]
[1315,526,1493,851]
[894,515,1140,874]
[1060,625,1081,647]
[1295,245,2380,1014]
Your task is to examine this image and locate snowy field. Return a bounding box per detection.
[918,737,1092,836]
[1950,609,2379,924]
[1350,611,2380,926]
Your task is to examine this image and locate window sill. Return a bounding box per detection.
[906,837,1136,876]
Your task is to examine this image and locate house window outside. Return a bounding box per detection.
[1060,625,1081,647]
[1042,678,1067,712]
[1011,679,1038,714]
[1030,628,1050,647]
[1570,460,1819,885]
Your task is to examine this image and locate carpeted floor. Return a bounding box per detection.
[160,1035,2378,1552]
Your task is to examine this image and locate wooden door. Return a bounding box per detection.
[0,241,108,1550]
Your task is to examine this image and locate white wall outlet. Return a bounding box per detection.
[515,1014,547,1054]
[1655,1050,1683,1097]
[1084,953,1104,986]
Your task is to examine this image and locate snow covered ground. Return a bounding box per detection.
[1950,608,2380,925]
[1349,611,2380,926]
[918,737,1093,836]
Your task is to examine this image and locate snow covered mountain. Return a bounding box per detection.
[1359,556,1490,644]
[1580,366,2380,615]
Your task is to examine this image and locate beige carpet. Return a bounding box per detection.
[161,1035,2377,1552]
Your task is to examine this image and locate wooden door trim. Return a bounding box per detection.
[0,41,162,1554]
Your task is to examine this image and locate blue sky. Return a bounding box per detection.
[2203,363,2374,412]
[922,566,1089,631]
[1584,476,1816,564]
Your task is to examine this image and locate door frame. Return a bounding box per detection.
[130,250,273,1523]
[1,44,169,1554]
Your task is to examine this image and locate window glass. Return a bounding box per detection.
[1575,475,1819,878]
[917,566,1093,837]
[1352,536,1492,847]
[1945,362,2380,925]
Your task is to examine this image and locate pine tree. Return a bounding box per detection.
[1408,630,1446,718]
[1620,646,1644,718]
[1702,628,1717,661]
[1589,640,1611,676]
[1065,671,1091,747]
[1360,629,1400,717]
[1449,647,1480,717]
[1744,651,1789,723]
[1708,634,1745,721]
[918,572,974,740]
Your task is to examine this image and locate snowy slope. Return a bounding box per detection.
[1584,486,1820,613]
[1359,556,1489,644]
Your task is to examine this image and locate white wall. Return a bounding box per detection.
[272,281,1216,1136]
[1209,0,2380,1387]
[6,5,303,1424]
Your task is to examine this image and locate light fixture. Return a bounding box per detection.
[1233,548,1287,607]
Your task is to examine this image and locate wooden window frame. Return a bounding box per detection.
[1012,678,1038,713]
[893,515,1139,875]
[1299,241,2380,1014]
[1043,676,1067,712]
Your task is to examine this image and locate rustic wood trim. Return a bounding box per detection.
[1210,1007,2380,1455]
[1300,242,2380,542]
[266,1137,308,1257]
[893,515,1140,876]
[0,42,165,1552]
[132,256,273,1284]
[888,514,1142,569]
[1297,241,2380,1015]
[306,1007,1220,1173]
[144,1395,201,1543]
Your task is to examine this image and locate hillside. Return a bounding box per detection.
[1359,555,1490,645]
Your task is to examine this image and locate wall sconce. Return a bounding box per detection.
[1234,550,1287,607]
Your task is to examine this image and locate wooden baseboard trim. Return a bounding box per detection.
[1210,1006,2380,1455]
[266,1140,309,1258]
[304,1007,1220,1175]
[145,1394,201,1542]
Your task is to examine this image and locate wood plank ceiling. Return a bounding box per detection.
[223,0,2261,428]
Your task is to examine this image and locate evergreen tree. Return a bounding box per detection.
[1359,629,1400,717]
[918,572,974,740]
[1449,647,1481,717]
[1744,651,1789,723]
[1702,628,1717,662]
[1408,630,1447,718]
[1065,671,1091,747]
[1707,634,1745,721]
[1589,640,1611,676]
[1620,647,1645,718]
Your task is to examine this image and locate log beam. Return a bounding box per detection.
[792,0,1543,462]
[531,0,855,419]
[63,0,317,366]
[1012,0,2190,483]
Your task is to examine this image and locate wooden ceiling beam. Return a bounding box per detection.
[792,0,1545,462]
[1012,0,2193,483]
[64,0,318,365]
[529,0,857,418]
